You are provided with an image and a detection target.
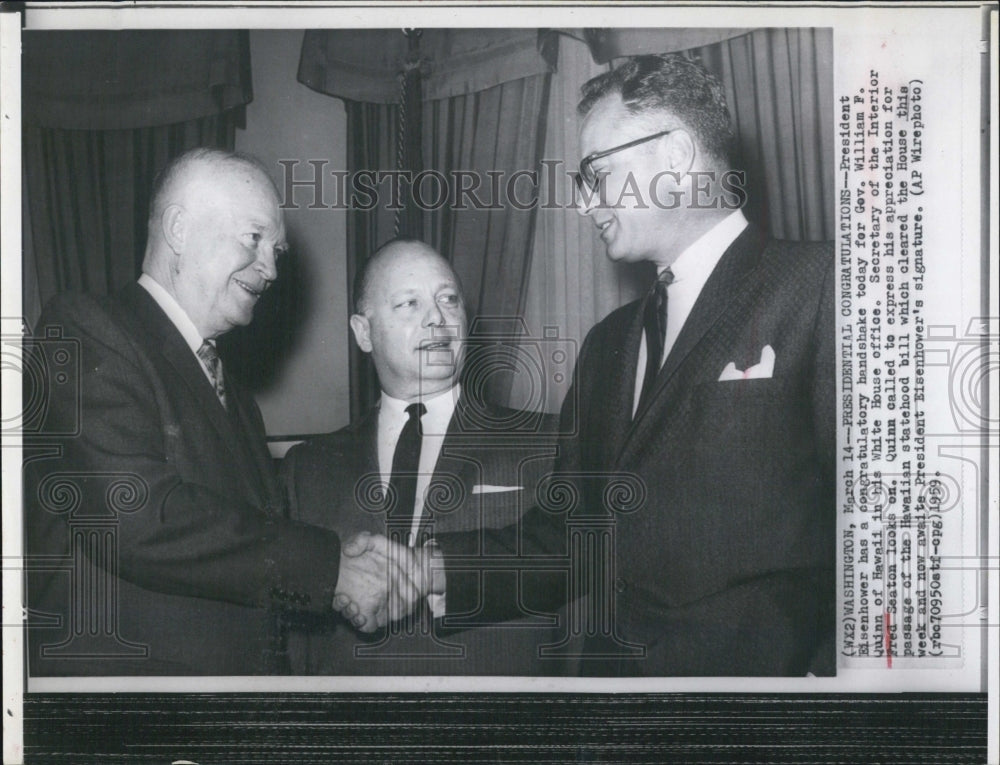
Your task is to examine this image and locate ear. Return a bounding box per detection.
[662,130,697,174]
[349,314,373,353]
[161,204,187,254]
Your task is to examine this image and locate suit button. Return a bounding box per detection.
[615,578,627,593]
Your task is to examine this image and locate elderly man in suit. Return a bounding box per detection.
[281,238,565,675]
[408,53,836,676]
[25,147,417,676]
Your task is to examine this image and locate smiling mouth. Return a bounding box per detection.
[418,339,454,351]
[234,278,265,298]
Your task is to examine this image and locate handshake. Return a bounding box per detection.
[332,531,444,632]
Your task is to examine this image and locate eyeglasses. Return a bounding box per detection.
[573,129,676,194]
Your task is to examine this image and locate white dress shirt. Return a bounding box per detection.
[632,209,749,415]
[138,273,217,386]
[377,383,460,547]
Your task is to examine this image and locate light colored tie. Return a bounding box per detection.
[196,341,227,409]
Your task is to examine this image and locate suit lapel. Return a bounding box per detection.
[225,377,277,509]
[426,396,479,534]
[618,225,765,463]
[357,404,380,480]
[118,284,267,505]
[600,303,646,465]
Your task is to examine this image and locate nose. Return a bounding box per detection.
[255,245,278,282]
[423,301,446,327]
[575,178,599,218]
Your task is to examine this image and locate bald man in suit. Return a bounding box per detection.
[282,239,570,675]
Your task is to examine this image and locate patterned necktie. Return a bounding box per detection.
[387,402,426,546]
[638,268,674,412]
[196,341,227,410]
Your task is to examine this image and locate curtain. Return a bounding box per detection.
[594,27,833,240]
[23,30,251,130]
[422,73,552,407]
[583,27,752,63]
[517,29,833,412]
[299,29,557,104]
[514,35,649,414]
[300,29,557,414]
[343,101,401,420]
[341,75,553,414]
[23,115,240,326]
[690,28,834,240]
[21,31,252,330]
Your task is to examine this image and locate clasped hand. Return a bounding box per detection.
[332,531,439,632]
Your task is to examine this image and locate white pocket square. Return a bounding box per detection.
[718,344,775,381]
[472,484,523,494]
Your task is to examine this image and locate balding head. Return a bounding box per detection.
[350,239,466,401]
[142,147,287,339]
[353,238,452,314]
[146,148,277,237]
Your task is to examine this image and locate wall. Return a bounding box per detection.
[235,29,350,440]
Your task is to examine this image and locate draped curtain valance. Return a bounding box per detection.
[581,28,752,62]
[23,30,252,130]
[21,30,252,328]
[298,28,557,416]
[298,28,558,103]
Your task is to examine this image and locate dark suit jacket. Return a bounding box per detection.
[281,397,574,675]
[444,226,837,676]
[25,284,342,675]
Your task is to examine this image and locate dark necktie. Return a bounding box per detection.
[388,402,426,546]
[196,341,227,409]
[637,268,674,413]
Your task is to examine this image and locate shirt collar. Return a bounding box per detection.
[380,383,460,426]
[138,273,206,353]
[659,208,749,283]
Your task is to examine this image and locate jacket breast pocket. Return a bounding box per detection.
[685,375,800,449]
[693,374,793,405]
[432,488,528,533]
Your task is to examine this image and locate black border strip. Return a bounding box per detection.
[23,693,987,764]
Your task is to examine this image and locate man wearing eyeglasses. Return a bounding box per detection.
[387,53,836,677]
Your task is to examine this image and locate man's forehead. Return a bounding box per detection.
[242,205,285,229]
[375,250,457,291]
[184,161,276,203]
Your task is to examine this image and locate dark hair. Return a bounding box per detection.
[578,53,736,167]
[352,237,445,313]
[147,147,275,228]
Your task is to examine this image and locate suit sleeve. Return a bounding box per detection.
[436,331,597,619]
[27,295,342,614]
